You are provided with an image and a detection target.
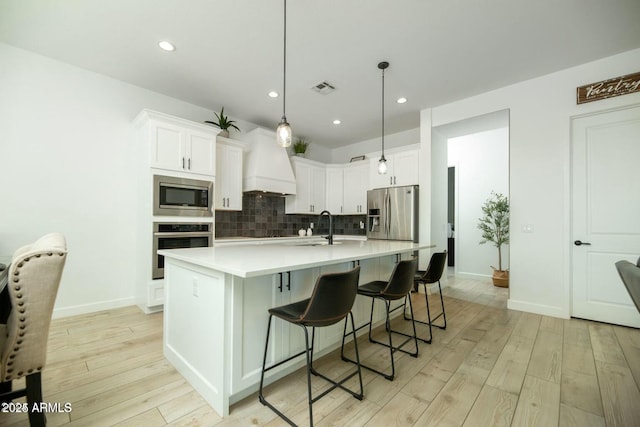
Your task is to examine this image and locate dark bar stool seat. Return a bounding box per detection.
[406,250,448,343]
[259,266,363,427]
[342,258,419,381]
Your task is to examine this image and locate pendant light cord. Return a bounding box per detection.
[282,0,287,118]
[381,66,385,156]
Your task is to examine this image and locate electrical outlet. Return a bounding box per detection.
[192,278,199,297]
[521,224,534,233]
[310,222,314,229]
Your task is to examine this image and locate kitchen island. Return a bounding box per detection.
[159,238,433,417]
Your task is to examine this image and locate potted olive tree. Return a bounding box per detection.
[478,192,510,287]
[205,107,240,137]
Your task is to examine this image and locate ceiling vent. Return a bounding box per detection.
[311,81,336,94]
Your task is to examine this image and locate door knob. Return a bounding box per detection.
[574,240,592,246]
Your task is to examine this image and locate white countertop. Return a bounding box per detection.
[159,239,433,278]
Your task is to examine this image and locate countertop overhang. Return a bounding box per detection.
[159,239,434,278]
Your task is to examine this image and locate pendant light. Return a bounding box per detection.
[377,61,389,174]
[276,0,292,147]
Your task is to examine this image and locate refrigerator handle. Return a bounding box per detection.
[386,191,391,235]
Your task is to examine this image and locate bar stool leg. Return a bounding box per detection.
[302,325,314,426]
[403,283,434,343]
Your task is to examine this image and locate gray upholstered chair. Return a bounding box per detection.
[615,258,640,314]
[0,233,67,426]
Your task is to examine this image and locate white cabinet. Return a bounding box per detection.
[369,148,419,189]
[285,157,326,214]
[325,166,345,214]
[147,112,217,177]
[343,161,369,214]
[215,138,243,211]
[232,269,316,394]
[272,269,316,358]
[325,162,368,215]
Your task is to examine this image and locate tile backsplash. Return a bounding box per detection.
[215,193,366,238]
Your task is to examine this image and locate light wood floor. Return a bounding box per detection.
[4,275,640,426]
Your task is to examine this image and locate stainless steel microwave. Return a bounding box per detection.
[153,175,213,217]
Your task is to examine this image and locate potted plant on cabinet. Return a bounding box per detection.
[292,138,310,157]
[478,191,510,287]
[205,107,240,137]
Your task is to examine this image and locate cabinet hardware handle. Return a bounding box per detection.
[188,158,191,170]
[278,273,283,292]
[286,271,291,291]
[390,177,393,185]
[182,157,185,169]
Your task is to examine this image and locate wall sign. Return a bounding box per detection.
[577,71,640,104]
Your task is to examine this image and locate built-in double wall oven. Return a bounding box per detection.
[152,174,214,279]
[152,222,213,279]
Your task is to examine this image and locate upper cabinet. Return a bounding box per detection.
[326,161,368,215]
[325,166,344,214]
[138,110,217,177]
[343,161,369,214]
[215,137,244,211]
[286,157,326,214]
[369,148,419,189]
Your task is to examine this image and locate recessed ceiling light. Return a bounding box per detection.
[158,41,176,52]
[268,91,279,98]
[333,119,341,125]
[396,97,407,104]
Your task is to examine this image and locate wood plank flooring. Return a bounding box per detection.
[3,274,640,426]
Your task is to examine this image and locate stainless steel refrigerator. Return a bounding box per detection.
[367,185,419,242]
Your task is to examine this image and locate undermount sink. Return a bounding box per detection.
[289,240,343,247]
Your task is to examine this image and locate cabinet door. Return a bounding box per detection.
[393,149,419,186]
[225,146,243,210]
[309,165,326,213]
[273,269,316,360]
[215,144,243,211]
[150,121,185,171]
[325,167,344,214]
[186,130,216,176]
[286,163,311,214]
[231,274,275,393]
[344,162,368,214]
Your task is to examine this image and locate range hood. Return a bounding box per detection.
[242,128,297,195]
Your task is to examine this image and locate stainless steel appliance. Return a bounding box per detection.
[367,185,419,242]
[152,222,213,279]
[153,175,213,217]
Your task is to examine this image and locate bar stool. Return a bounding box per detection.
[405,250,448,343]
[342,258,418,381]
[259,266,363,427]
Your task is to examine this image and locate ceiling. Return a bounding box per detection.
[1,0,639,149]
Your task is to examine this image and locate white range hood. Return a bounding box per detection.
[242,128,297,195]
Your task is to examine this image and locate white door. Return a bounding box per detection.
[571,105,640,327]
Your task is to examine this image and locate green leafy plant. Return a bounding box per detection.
[293,138,310,154]
[205,107,240,132]
[478,192,509,271]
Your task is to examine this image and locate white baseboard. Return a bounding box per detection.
[507,298,569,319]
[52,297,136,319]
[453,271,492,280]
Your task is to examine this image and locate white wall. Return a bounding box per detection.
[448,127,509,277]
[426,47,640,318]
[0,43,258,317]
[331,128,419,163]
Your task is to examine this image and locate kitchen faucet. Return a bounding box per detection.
[318,210,333,245]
